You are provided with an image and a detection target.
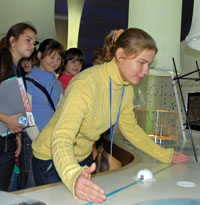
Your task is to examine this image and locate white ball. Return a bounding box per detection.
[136,169,154,181]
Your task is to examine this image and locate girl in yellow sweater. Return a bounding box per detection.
[32,28,188,203]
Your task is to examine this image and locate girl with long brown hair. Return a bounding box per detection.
[0,22,37,191]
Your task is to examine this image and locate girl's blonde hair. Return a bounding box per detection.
[101,28,157,62]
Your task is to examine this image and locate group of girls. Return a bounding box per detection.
[0,22,189,204]
[0,22,85,191]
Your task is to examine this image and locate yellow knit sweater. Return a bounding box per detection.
[32,58,173,196]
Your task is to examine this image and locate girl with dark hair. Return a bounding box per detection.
[0,22,37,191]
[58,48,85,91]
[25,38,65,140]
[32,28,188,203]
[0,22,37,83]
[92,48,103,65]
[20,50,39,74]
[17,39,64,190]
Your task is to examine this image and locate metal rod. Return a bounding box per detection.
[173,78,200,81]
[173,68,200,80]
[170,71,186,141]
[172,57,198,162]
[196,61,200,78]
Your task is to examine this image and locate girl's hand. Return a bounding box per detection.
[75,163,106,203]
[5,113,24,133]
[171,151,189,164]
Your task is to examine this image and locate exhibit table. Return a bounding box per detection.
[2,132,200,205]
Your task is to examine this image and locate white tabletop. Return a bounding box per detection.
[4,133,200,205]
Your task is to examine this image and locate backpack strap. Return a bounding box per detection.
[25,77,56,112]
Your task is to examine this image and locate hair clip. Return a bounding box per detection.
[34,41,42,50]
[37,41,42,46]
[112,29,124,43]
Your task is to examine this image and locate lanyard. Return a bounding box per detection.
[13,63,21,77]
[109,76,125,156]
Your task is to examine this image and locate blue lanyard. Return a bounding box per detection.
[13,63,21,77]
[109,76,125,156]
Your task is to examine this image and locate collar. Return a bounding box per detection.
[62,72,74,78]
[102,58,130,89]
[30,66,57,82]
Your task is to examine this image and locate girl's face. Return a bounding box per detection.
[21,59,32,73]
[38,50,62,73]
[65,58,82,76]
[10,28,36,61]
[116,48,155,85]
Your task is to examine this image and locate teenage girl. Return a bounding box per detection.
[25,38,65,140]
[20,50,38,74]
[18,39,64,189]
[17,52,38,189]
[92,48,103,65]
[32,28,188,203]
[58,48,85,91]
[0,22,37,191]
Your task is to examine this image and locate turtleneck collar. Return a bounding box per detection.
[30,66,57,83]
[103,58,130,89]
[62,72,74,78]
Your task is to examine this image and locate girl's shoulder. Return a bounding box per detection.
[26,66,40,77]
[55,79,63,92]
[76,64,103,80]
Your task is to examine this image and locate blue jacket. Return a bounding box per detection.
[26,66,63,131]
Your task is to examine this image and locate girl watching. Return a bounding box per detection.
[25,39,64,140]
[0,22,37,191]
[32,28,188,203]
[58,48,85,91]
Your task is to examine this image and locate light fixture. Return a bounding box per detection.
[185,0,200,51]
[129,0,182,72]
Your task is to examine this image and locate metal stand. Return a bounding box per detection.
[170,71,187,141]
[172,57,198,162]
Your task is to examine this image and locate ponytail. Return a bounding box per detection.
[101,29,124,62]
